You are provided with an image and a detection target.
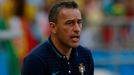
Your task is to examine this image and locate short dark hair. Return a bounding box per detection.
[48,1,79,23]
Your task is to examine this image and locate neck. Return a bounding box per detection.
[51,35,72,60]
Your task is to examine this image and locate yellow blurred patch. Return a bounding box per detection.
[2,0,15,18]
[24,4,37,21]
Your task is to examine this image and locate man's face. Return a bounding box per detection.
[55,8,82,48]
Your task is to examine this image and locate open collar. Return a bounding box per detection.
[47,37,79,59]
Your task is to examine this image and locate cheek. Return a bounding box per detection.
[58,27,71,34]
[56,25,73,39]
[63,28,73,37]
[57,28,71,41]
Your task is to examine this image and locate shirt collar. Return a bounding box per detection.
[47,37,79,59]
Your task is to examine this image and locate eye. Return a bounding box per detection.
[78,20,83,24]
[65,20,74,25]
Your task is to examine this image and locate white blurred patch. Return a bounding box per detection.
[94,68,118,75]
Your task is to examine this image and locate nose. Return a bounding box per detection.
[73,23,82,33]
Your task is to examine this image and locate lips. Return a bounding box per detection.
[70,35,80,42]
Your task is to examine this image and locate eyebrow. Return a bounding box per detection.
[65,19,82,22]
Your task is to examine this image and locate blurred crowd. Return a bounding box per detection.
[0,0,134,75]
[79,0,134,50]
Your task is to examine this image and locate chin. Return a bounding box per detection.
[71,43,79,48]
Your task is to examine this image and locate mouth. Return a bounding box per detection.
[70,35,80,42]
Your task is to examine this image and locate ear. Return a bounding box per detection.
[50,22,57,34]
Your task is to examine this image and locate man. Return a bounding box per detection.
[21,1,94,75]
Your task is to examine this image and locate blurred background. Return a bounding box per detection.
[0,0,134,75]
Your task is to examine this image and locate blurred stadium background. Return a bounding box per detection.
[0,0,134,75]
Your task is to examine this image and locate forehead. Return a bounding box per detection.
[58,8,82,20]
